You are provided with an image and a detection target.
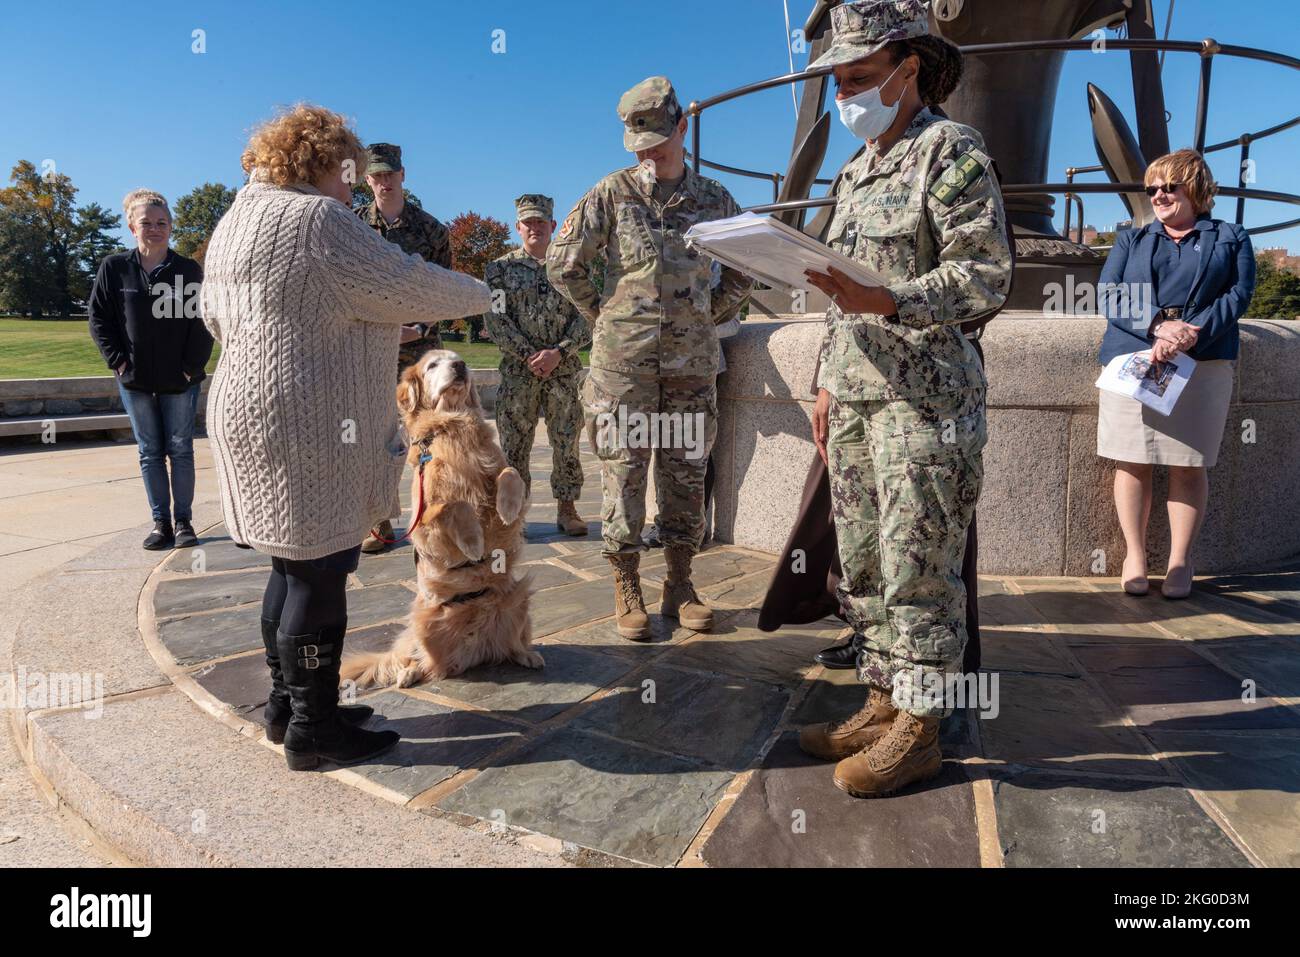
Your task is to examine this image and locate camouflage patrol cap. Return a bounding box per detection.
[807,0,931,71]
[514,194,554,221]
[365,143,403,174]
[617,76,683,151]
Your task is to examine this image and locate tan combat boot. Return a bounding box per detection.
[556,500,587,537]
[798,686,898,761]
[661,545,713,631]
[361,519,393,554]
[607,553,650,641]
[833,710,943,799]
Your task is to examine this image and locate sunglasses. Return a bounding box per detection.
[1145,182,1183,197]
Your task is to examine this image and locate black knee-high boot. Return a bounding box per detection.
[260,619,374,745]
[276,627,398,771]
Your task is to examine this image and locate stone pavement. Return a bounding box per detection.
[0,438,233,868]
[137,441,1300,868]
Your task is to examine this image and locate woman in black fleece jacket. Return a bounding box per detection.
[88,189,213,549]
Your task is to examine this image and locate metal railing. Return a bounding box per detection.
[687,37,1300,238]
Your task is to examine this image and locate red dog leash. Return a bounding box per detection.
[367,437,434,546]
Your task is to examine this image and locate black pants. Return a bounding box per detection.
[261,545,361,635]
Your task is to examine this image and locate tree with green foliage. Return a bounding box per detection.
[0,199,56,318]
[172,182,235,257]
[1245,255,1300,320]
[0,160,124,317]
[2,160,78,316]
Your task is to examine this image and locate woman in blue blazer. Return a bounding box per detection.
[1096,149,1255,598]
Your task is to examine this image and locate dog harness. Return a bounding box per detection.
[444,587,491,605]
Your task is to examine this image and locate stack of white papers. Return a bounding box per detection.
[1095,349,1196,416]
[684,212,886,294]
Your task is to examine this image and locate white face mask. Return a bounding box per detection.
[836,61,907,141]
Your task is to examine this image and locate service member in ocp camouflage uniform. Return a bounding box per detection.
[547,76,752,641]
[483,194,592,537]
[795,0,1013,799]
[357,142,457,553]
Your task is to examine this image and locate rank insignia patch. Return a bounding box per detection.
[930,151,987,206]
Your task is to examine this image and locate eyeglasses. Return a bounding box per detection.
[1145,182,1183,197]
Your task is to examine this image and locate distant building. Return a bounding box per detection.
[1080,225,1098,245]
[1259,246,1300,275]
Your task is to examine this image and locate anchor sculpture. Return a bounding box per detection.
[778,0,1171,311]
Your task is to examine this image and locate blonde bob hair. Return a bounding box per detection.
[240,103,367,188]
[1144,148,1217,215]
[122,189,170,226]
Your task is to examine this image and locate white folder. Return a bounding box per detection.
[684,212,887,294]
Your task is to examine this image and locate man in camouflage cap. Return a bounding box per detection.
[483,193,591,537]
[357,142,456,553]
[792,0,1014,798]
[547,76,752,641]
[356,142,454,359]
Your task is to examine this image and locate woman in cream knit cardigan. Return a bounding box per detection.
[202,105,490,771]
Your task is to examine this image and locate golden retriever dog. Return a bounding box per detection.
[341,350,541,689]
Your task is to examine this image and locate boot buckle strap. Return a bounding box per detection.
[297,643,334,670]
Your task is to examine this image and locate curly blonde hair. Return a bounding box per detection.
[1145,148,1217,215]
[122,189,170,225]
[239,103,367,188]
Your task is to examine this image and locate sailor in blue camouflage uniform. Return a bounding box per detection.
[795,0,1013,799]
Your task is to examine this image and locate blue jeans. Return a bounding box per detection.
[116,379,201,524]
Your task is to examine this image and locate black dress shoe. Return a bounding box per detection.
[142,520,174,550]
[815,634,862,670]
[174,520,199,549]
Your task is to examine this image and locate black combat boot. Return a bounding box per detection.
[277,627,398,771]
[260,619,372,745]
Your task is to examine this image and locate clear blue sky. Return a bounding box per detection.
[4,0,1298,253]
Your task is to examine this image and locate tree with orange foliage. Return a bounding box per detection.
[448,212,516,339]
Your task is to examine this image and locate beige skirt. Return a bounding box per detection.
[1097,359,1235,467]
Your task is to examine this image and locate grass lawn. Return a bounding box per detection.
[0,318,587,379]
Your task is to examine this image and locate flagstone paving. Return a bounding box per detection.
[141,444,1300,868]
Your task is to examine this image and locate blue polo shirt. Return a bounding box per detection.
[1152,219,1213,309]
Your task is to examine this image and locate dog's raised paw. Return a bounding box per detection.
[496,468,527,525]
